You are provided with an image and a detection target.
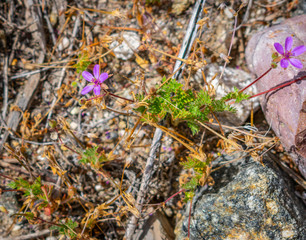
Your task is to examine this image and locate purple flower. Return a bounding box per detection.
[81,64,109,95]
[274,36,306,69]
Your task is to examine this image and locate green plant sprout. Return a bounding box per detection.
[8,177,57,215]
[8,176,43,198]
[134,77,249,135]
[50,219,79,239]
[79,146,110,169]
[180,155,213,201]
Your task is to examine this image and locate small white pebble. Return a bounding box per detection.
[12,225,21,231]
[70,107,80,115]
[95,184,103,191]
[70,122,78,130]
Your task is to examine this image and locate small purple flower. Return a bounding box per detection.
[274,36,306,69]
[81,64,109,95]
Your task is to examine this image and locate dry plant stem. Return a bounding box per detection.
[173,0,207,80]
[45,16,81,128]
[219,3,247,80]
[219,7,238,80]
[42,1,57,46]
[2,55,8,119]
[125,1,206,239]
[0,172,15,181]
[102,89,135,102]
[10,67,54,80]
[207,122,273,140]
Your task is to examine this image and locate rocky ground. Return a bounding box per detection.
[0,0,305,239]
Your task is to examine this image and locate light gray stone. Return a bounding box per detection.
[110,32,140,60]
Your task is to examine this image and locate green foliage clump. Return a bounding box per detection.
[180,156,211,202]
[8,177,43,197]
[72,53,91,87]
[74,53,91,74]
[50,219,78,239]
[80,146,109,167]
[222,87,250,103]
[135,77,237,134]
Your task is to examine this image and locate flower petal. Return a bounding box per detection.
[285,36,293,52]
[99,72,109,83]
[93,85,101,95]
[93,64,100,80]
[289,58,303,69]
[81,84,95,95]
[291,45,306,56]
[280,58,289,68]
[82,71,94,82]
[274,43,284,55]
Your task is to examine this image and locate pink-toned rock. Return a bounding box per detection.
[246,15,306,178]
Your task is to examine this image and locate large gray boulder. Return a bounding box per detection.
[175,155,305,239]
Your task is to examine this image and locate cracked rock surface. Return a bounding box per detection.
[175,155,306,240]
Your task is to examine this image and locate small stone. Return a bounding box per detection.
[95,184,103,191]
[224,8,234,18]
[70,122,78,130]
[110,32,140,60]
[58,37,70,51]
[118,121,126,129]
[11,141,19,147]
[12,224,21,231]
[46,237,57,240]
[164,207,173,217]
[50,132,58,140]
[37,155,47,161]
[70,107,80,115]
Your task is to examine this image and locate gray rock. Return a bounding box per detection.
[110,32,140,60]
[245,15,306,178]
[175,155,305,239]
[192,64,259,127]
[134,210,175,240]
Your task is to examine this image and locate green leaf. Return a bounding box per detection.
[181,176,199,191]
[73,53,91,74]
[222,87,250,103]
[71,81,78,88]
[51,219,78,239]
[133,78,241,133]
[8,177,43,197]
[187,121,200,135]
[80,146,109,166]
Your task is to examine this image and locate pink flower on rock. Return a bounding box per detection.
[81,64,109,95]
[274,36,306,69]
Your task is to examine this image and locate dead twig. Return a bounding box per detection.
[2,55,9,119]
[45,13,81,128]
